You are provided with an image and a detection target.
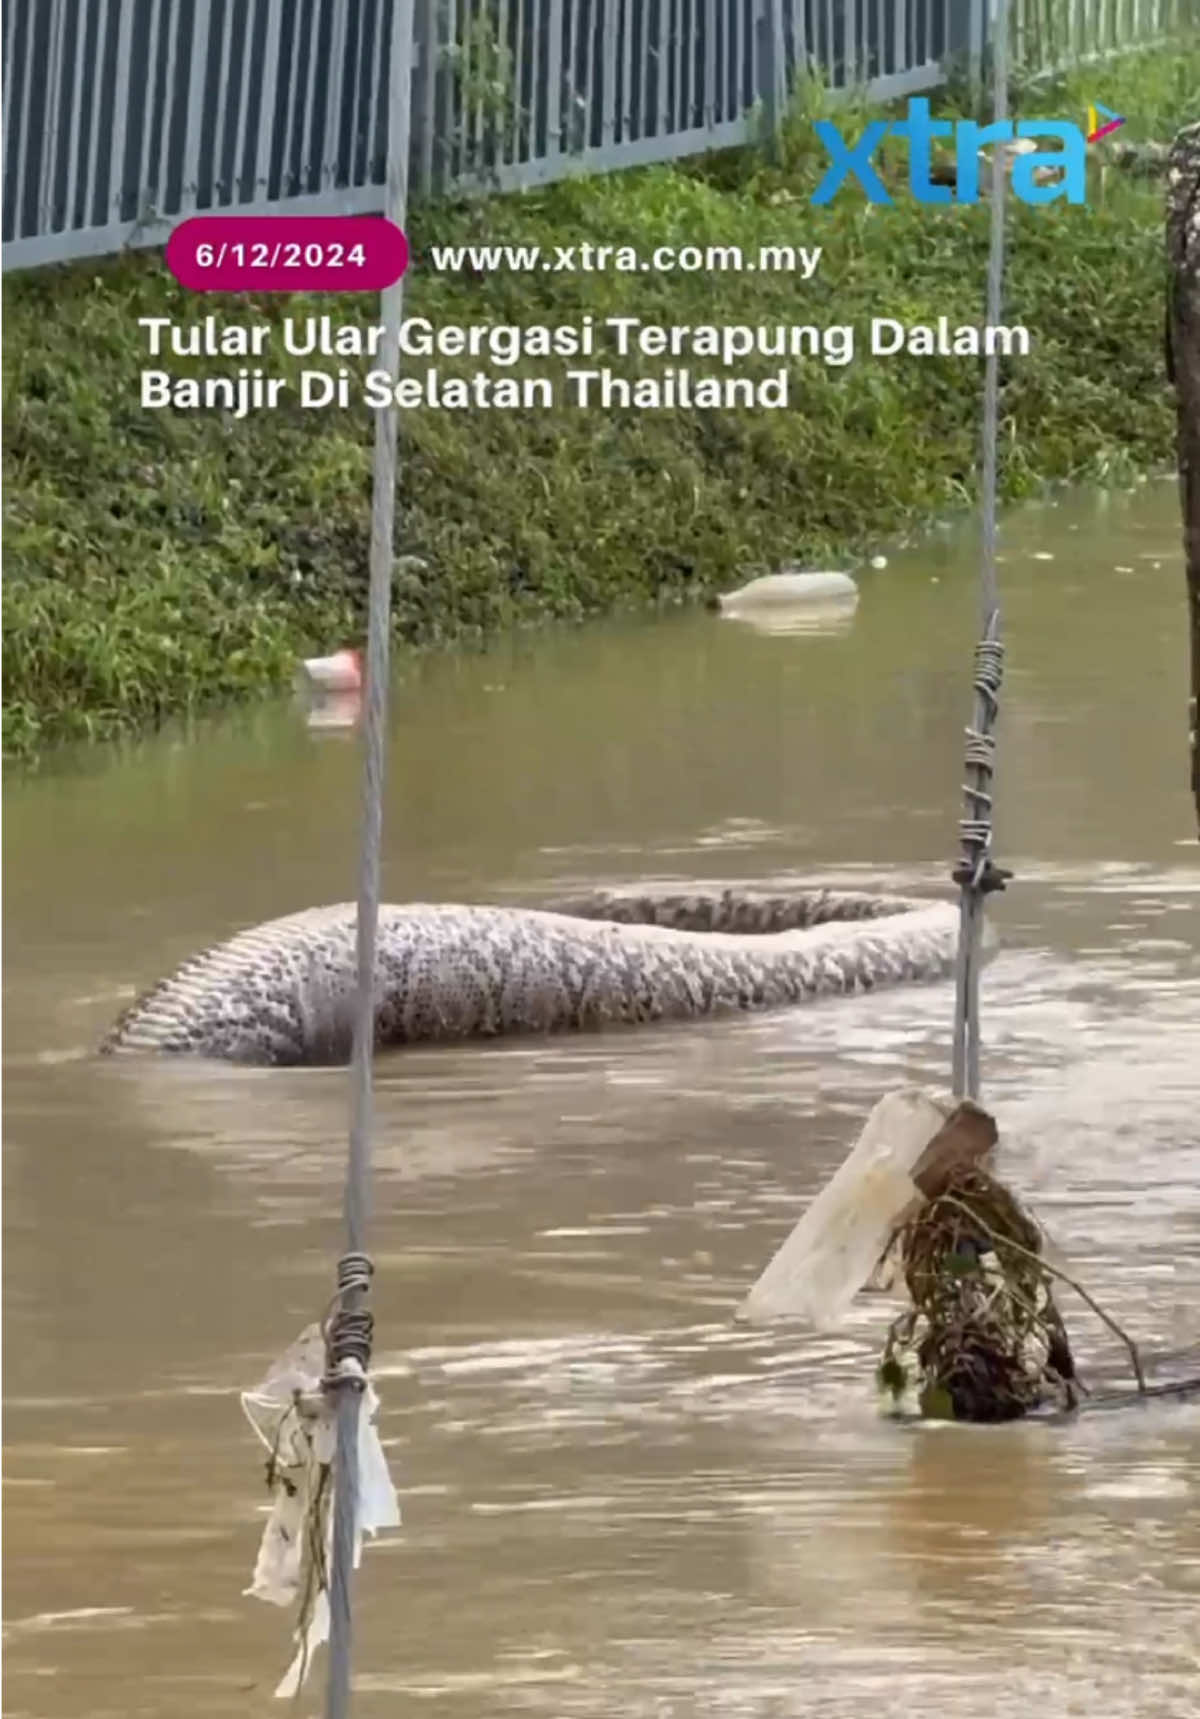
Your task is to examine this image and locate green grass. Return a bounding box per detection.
[4,39,1198,765]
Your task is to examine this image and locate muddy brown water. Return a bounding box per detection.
[4,482,1199,1718]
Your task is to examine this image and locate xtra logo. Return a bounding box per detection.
[812,97,1127,207]
[1086,102,1126,142]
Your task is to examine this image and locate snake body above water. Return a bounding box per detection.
[99,887,970,1067]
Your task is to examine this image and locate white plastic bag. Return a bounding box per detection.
[241,1324,400,1698]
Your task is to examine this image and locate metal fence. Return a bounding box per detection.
[1008,0,1198,71]
[2,0,1196,272]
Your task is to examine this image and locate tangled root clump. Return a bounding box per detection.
[878,1167,1078,1423]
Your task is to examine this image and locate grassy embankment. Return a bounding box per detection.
[3,43,1197,764]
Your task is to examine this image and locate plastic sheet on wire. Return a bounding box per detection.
[240,1323,400,1698]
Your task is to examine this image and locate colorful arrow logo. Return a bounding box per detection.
[1087,102,1126,143]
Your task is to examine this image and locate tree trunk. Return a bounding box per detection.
[1166,124,1200,837]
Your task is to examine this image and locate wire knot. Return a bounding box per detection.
[322,1252,375,1393]
[971,637,1004,717]
[953,634,1011,898]
[336,1251,373,1298]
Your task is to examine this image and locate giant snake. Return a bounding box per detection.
[99,887,972,1067]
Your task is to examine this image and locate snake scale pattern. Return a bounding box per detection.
[99,887,969,1068]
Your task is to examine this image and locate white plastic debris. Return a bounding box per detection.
[715,570,858,611]
[736,1088,955,1331]
[869,554,888,570]
[296,648,363,730]
[298,648,363,693]
[240,1324,400,1699]
[713,569,860,635]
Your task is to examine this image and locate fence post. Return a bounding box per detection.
[757,0,785,162]
[969,0,985,105]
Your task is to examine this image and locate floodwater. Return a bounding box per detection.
[4,481,1199,1718]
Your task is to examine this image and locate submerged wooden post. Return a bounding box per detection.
[1166,123,1200,837]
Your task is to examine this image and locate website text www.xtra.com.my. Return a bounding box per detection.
[418,241,826,279]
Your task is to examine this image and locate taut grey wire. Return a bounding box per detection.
[951,0,1013,1102]
[323,7,415,1719]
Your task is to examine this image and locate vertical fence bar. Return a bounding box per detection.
[301,0,324,189]
[280,0,306,192]
[254,0,283,197]
[213,0,236,200]
[510,0,526,163]
[472,0,488,174]
[63,0,88,229]
[621,0,633,144]
[6,0,23,234]
[324,0,350,186]
[526,0,539,167]
[621,0,633,140]
[81,0,111,228]
[495,0,510,166]
[437,0,455,184]
[968,0,983,94]
[732,0,742,119]
[475,0,486,171]
[39,0,66,230]
[548,0,565,157]
[180,0,214,213]
[416,0,438,190]
[232,0,257,201]
[584,0,598,147]
[792,0,808,87]
[704,0,716,125]
[137,0,165,213]
[450,0,464,176]
[108,0,135,221]
[346,0,368,182]
[3,0,16,101]
[759,0,783,155]
[657,0,670,133]
[602,0,618,144]
[540,0,554,166]
[19,1,40,233]
[638,0,651,133]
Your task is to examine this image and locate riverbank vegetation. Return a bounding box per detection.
[3,42,1197,763]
